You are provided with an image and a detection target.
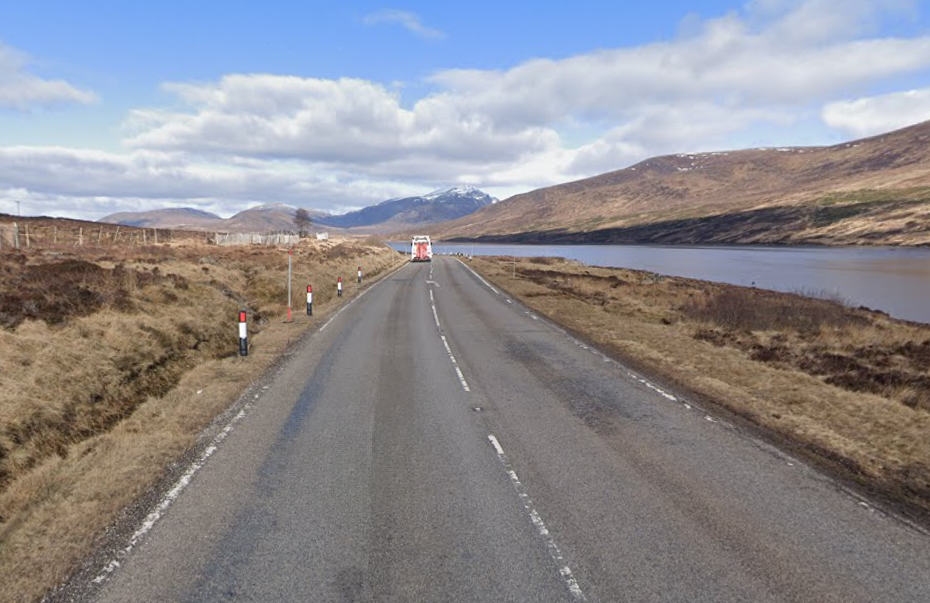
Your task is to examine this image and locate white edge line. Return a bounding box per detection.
[318,264,388,331]
[93,265,403,586]
[456,258,499,294]
[487,435,586,601]
[92,406,250,584]
[456,258,684,407]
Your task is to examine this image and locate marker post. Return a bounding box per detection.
[238,311,248,356]
[337,276,343,297]
[307,284,313,316]
[357,266,362,284]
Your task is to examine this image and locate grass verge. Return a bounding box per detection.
[469,256,930,522]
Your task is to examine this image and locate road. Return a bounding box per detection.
[91,257,930,602]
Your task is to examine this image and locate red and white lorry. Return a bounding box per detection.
[410,235,433,262]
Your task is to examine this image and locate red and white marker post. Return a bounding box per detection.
[306,284,313,316]
[238,310,248,356]
[337,276,343,297]
[357,266,362,284]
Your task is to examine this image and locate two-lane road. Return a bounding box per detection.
[91,257,930,602]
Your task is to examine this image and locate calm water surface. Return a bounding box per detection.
[392,242,930,324]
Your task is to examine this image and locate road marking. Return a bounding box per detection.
[92,262,405,587]
[456,258,500,294]
[319,270,381,331]
[430,290,442,329]
[429,284,470,392]
[93,406,251,585]
[455,259,685,407]
[487,435,587,601]
[441,333,471,392]
[630,376,677,401]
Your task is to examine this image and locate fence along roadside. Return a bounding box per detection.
[0,222,197,249]
[0,222,303,250]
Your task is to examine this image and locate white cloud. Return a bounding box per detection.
[821,88,930,137]
[5,0,930,219]
[0,41,97,110]
[125,75,557,175]
[363,10,444,39]
[0,146,423,219]
[121,1,930,187]
[746,0,917,43]
[431,5,930,124]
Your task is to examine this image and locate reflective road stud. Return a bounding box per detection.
[307,285,313,316]
[238,310,248,356]
[337,276,343,297]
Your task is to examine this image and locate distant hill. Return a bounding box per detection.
[100,208,221,229]
[100,186,494,234]
[316,186,496,230]
[101,204,329,233]
[435,120,930,246]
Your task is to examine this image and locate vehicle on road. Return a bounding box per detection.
[411,235,433,262]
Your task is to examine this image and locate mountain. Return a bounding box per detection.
[217,203,316,233]
[435,121,930,246]
[316,185,496,230]
[99,208,221,229]
[101,204,329,233]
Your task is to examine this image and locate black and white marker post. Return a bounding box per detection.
[337,276,343,297]
[357,265,362,284]
[306,284,313,316]
[238,310,248,356]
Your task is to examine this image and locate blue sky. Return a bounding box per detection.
[1,0,929,219]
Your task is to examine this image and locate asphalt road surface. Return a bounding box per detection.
[92,257,930,602]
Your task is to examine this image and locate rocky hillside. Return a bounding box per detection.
[436,120,930,246]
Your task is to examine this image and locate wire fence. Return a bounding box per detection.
[0,222,204,250]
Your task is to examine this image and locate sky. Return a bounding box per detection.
[1,0,930,220]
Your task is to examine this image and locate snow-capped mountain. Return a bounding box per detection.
[316,186,497,229]
[422,185,494,203]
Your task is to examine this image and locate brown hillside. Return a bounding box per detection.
[101,205,333,234]
[436,120,930,245]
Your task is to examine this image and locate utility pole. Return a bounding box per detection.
[287,248,293,322]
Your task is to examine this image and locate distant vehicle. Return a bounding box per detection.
[411,235,433,262]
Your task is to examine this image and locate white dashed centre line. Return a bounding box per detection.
[428,270,470,392]
[487,435,587,601]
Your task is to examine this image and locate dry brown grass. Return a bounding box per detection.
[470,256,930,521]
[0,237,401,603]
